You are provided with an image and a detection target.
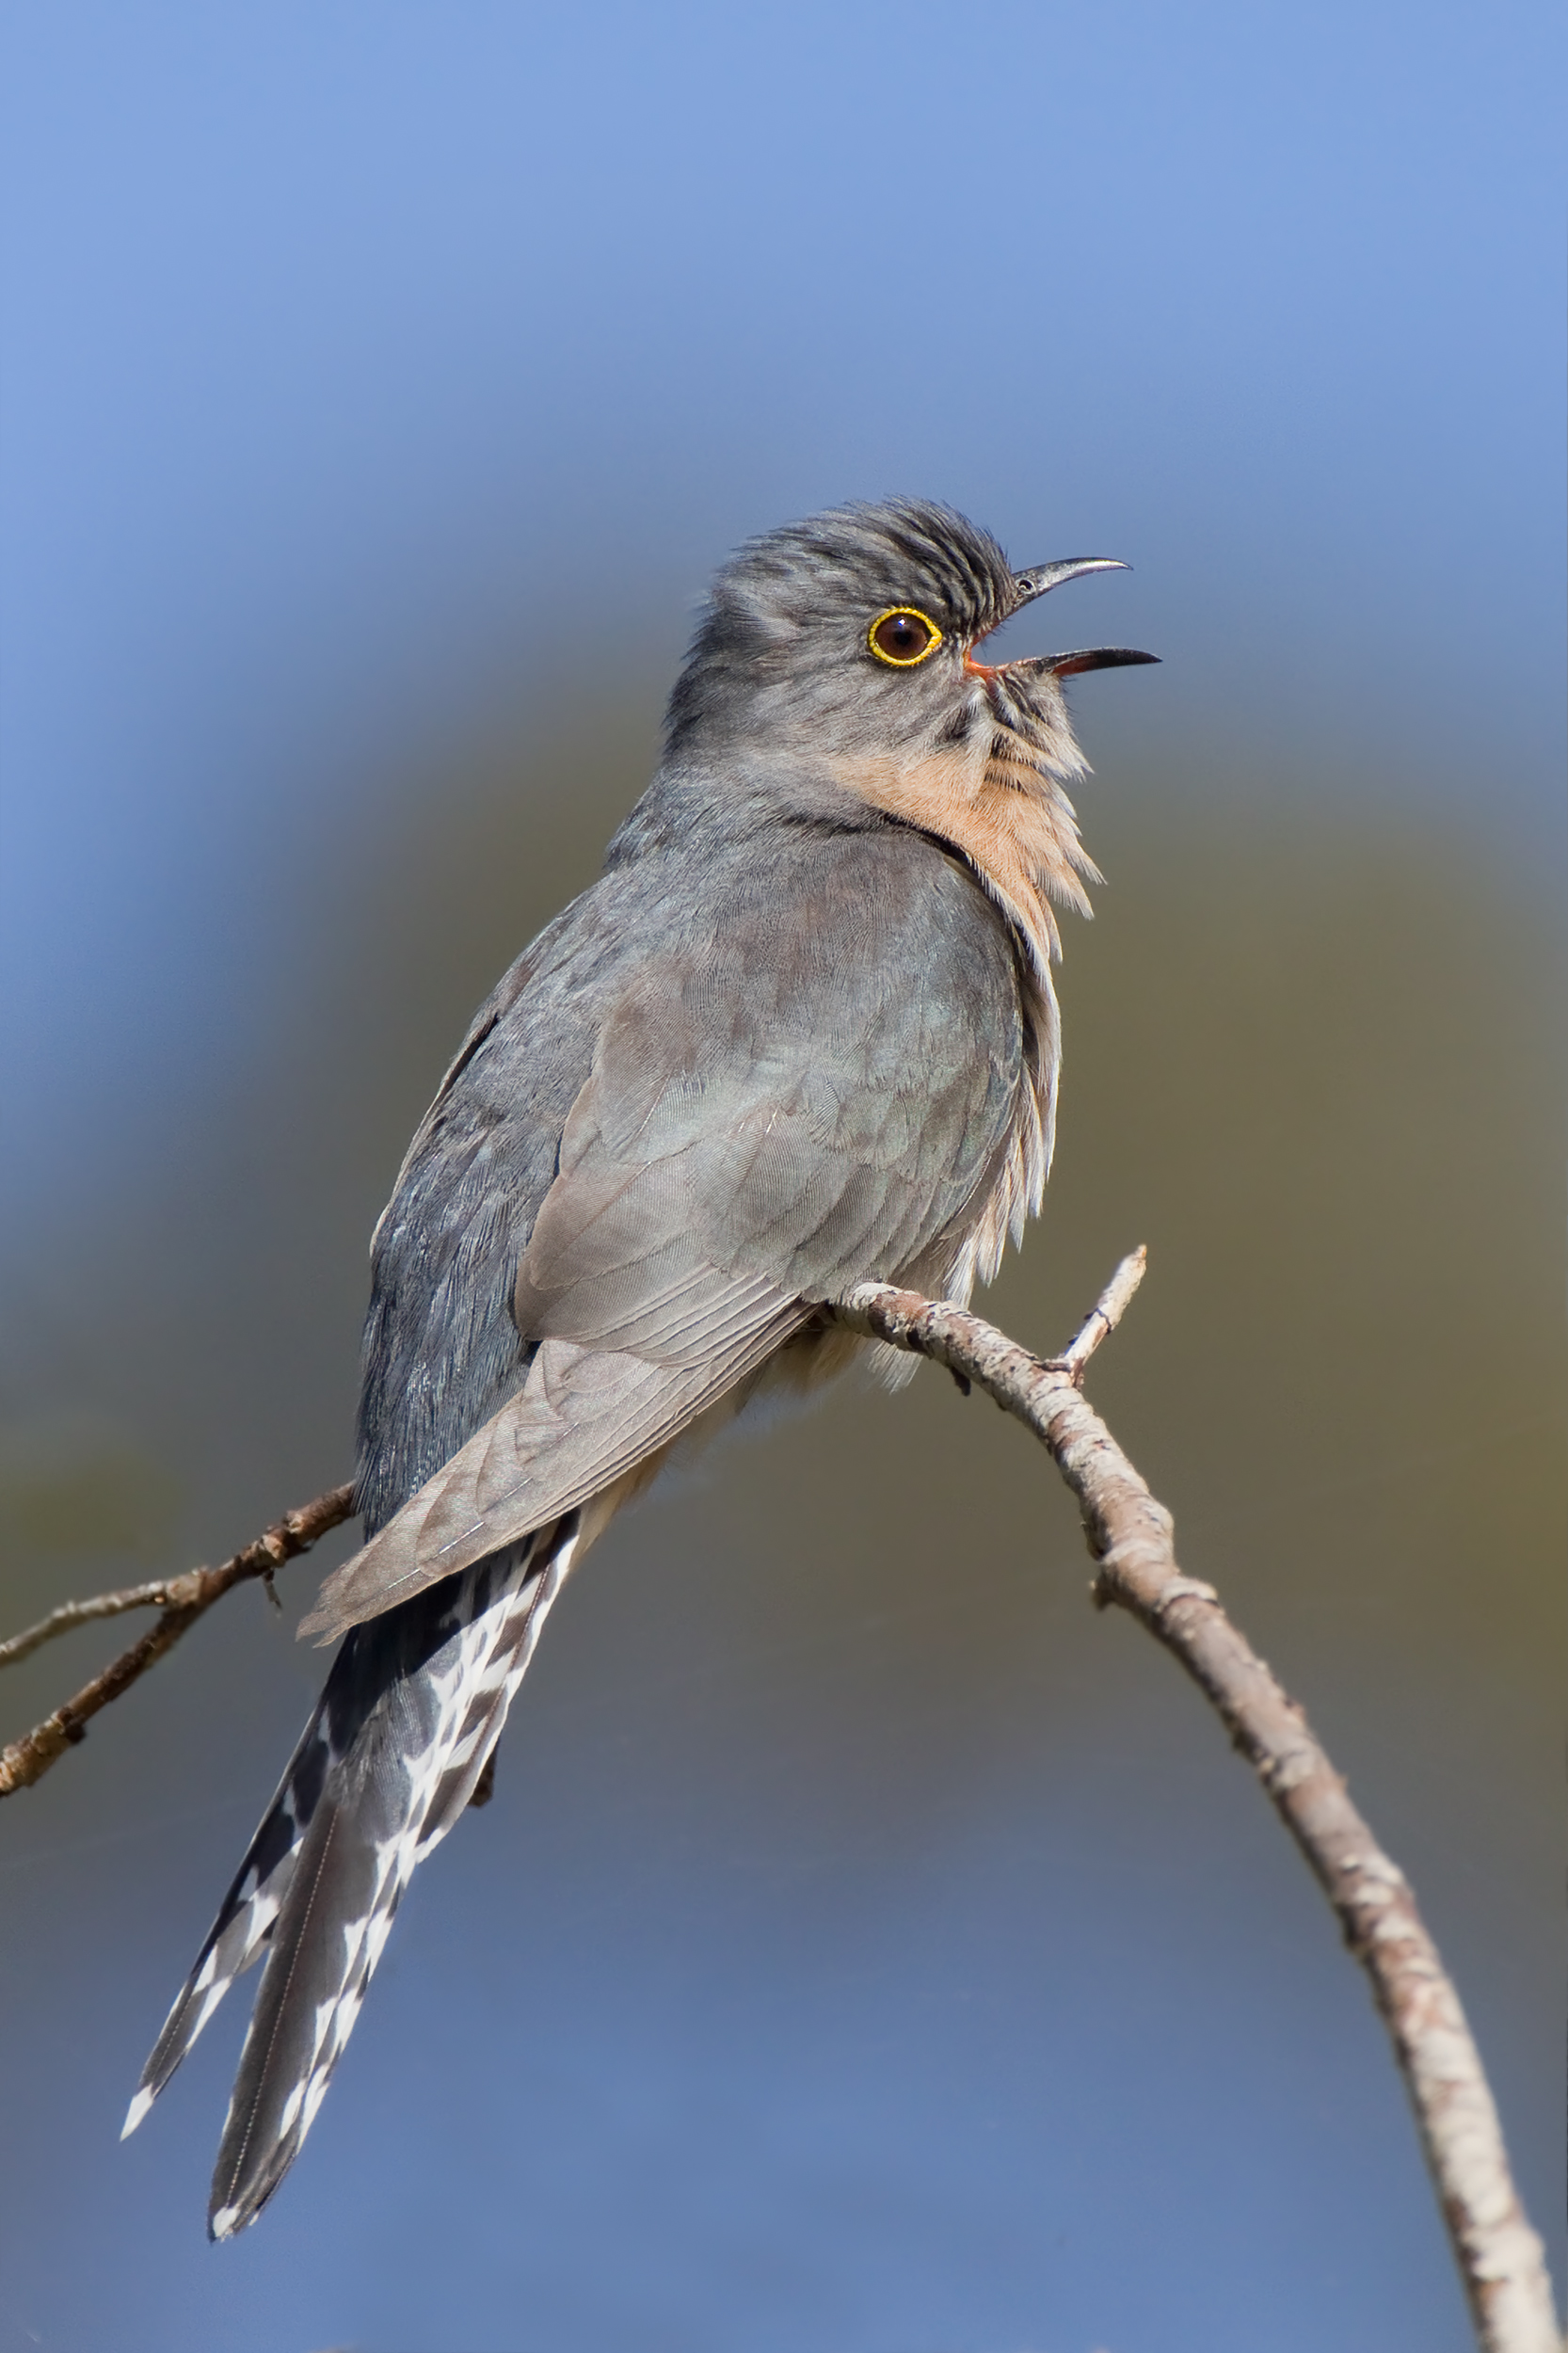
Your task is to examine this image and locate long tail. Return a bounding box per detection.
[123,1512,584,2237]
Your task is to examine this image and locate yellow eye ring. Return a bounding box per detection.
[868,606,943,667]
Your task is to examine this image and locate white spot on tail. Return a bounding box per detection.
[120,2086,155,2140]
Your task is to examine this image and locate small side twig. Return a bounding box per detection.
[0,1483,356,1799]
[830,1253,1560,2353]
[3,1267,1554,2345]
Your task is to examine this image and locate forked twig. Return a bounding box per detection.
[830,1250,1560,2353]
[0,1483,356,1797]
[1,1262,1556,2347]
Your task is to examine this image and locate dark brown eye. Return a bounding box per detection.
[869,606,942,666]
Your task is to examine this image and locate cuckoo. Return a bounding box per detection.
[123,497,1156,2235]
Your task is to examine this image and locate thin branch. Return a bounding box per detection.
[0,1483,356,1800]
[0,1577,232,1670]
[830,1255,1560,2353]
[2,1267,1555,2345]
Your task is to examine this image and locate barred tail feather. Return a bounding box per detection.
[125,1513,583,2237]
[122,1689,345,2138]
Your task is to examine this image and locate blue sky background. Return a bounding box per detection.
[3,0,1561,1202]
[0,6,1562,2350]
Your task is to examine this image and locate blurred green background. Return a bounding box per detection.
[0,6,1561,2351]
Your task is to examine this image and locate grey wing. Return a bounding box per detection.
[306,831,1026,1641]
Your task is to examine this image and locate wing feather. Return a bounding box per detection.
[303,1284,804,1639]
[311,840,1029,1641]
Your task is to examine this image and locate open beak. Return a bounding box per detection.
[986,556,1160,678]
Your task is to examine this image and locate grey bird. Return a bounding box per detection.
[122,497,1155,2235]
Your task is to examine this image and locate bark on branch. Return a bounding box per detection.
[828,1251,1560,2353]
[0,1483,356,1797]
[0,1261,1556,2347]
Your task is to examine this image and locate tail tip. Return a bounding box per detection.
[120,2084,156,2141]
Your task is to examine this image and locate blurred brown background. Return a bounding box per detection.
[1,5,1561,2348]
[3,698,1560,2352]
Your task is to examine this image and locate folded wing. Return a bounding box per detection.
[307,862,1024,1641]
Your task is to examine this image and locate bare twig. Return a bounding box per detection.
[0,1577,234,1670]
[0,1483,356,1799]
[2,1264,1554,2345]
[830,1254,1560,2353]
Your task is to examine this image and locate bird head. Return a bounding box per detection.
[663,499,1157,964]
[664,496,1156,779]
